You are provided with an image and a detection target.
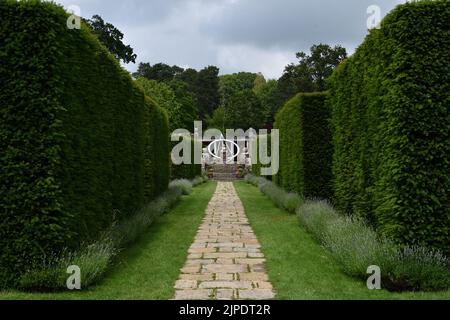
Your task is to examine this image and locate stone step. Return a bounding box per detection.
[211,165,239,174]
[213,173,239,181]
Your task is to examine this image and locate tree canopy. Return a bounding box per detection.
[135,77,197,132]
[132,43,346,130]
[276,44,347,107]
[86,15,137,64]
[225,89,265,130]
[219,72,258,107]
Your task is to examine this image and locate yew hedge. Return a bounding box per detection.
[274,93,333,200]
[327,0,449,253]
[0,0,169,288]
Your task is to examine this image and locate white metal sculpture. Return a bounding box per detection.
[207,139,241,163]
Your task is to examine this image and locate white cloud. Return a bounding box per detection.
[217,45,296,79]
[53,0,403,79]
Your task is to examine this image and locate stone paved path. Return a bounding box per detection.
[173,182,275,300]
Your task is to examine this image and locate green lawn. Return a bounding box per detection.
[0,181,217,300]
[234,181,450,300]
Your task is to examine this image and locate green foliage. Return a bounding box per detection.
[0,1,169,288]
[168,80,198,131]
[206,106,228,131]
[297,200,339,243]
[17,175,207,291]
[171,137,202,180]
[327,0,450,253]
[226,89,265,130]
[169,179,193,195]
[245,175,303,213]
[143,97,170,201]
[297,201,450,292]
[86,15,136,64]
[136,78,178,117]
[219,72,258,107]
[192,175,208,187]
[275,44,347,109]
[251,134,272,177]
[218,72,272,129]
[252,73,267,95]
[275,93,333,199]
[236,181,450,299]
[133,62,184,82]
[134,63,219,122]
[196,66,221,120]
[136,77,198,132]
[18,240,117,291]
[255,79,279,126]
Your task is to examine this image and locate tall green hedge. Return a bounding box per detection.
[0,0,169,288]
[327,0,449,253]
[144,97,170,200]
[251,134,271,178]
[274,93,333,199]
[171,138,202,180]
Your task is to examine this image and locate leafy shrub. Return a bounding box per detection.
[259,182,285,209]
[169,179,194,195]
[192,175,208,187]
[18,239,116,291]
[274,92,333,199]
[283,194,304,214]
[111,185,183,248]
[246,174,303,213]
[297,200,339,242]
[0,0,170,288]
[327,0,450,253]
[297,201,450,292]
[16,175,204,291]
[323,217,397,278]
[387,246,450,292]
[245,174,268,187]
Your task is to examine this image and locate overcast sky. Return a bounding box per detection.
[54,0,406,79]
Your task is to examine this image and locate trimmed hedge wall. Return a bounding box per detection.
[251,134,271,178]
[171,138,202,180]
[145,97,170,200]
[0,0,169,288]
[327,0,449,253]
[274,93,333,199]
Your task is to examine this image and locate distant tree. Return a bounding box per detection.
[175,68,198,89]
[133,62,184,82]
[135,77,182,132]
[276,44,347,107]
[219,72,258,107]
[87,15,137,64]
[174,68,199,106]
[169,80,199,131]
[252,73,267,95]
[226,89,265,130]
[300,44,347,91]
[134,63,219,122]
[255,79,279,127]
[196,66,220,120]
[206,106,228,132]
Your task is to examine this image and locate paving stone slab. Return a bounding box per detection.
[173,182,275,300]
